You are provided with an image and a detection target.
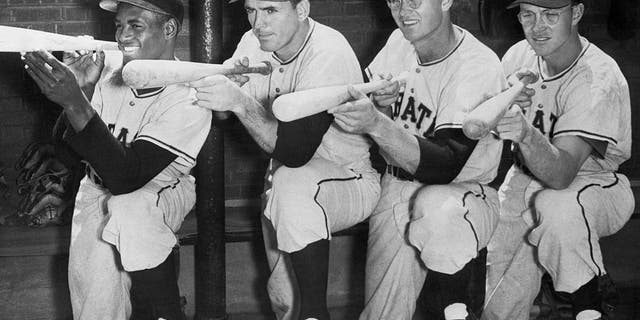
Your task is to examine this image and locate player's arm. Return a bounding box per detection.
[499,108,593,189]
[330,87,478,184]
[271,112,333,167]
[64,114,176,195]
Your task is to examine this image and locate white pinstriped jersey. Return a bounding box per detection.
[90,52,212,176]
[226,18,373,171]
[366,26,506,184]
[502,38,631,173]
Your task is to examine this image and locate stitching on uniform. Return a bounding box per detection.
[156,179,180,206]
[462,190,481,253]
[314,173,363,239]
[552,129,617,144]
[576,174,619,277]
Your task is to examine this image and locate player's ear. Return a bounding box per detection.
[163,18,179,40]
[570,3,584,26]
[295,0,310,22]
[441,0,453,11]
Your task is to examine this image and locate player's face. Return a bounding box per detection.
[518,4,577,58]
[114,4,173,64]
[245,0,307,59]
[387,0,445,44]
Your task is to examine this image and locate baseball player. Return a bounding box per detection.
[327,0,506,319]
[22,0,212,319]
[482,1,634,320]
[189,1,380,319]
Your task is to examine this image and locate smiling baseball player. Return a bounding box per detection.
[189,1,380,319]
[327,0,506,319]
[483,1,634,320]
[22,0,211,319]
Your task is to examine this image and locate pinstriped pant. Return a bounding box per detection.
[359,174,499,320]
[482,167,634,320]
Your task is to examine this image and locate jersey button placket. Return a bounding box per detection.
[129,101,135,106]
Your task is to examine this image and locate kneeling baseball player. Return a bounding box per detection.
[22,0,211,319]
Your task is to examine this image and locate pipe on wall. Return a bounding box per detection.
[190,0,227,319]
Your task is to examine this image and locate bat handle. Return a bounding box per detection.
[234,61,272,75]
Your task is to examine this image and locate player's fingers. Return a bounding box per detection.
[23,54,57,85]
[241,56,249,67]
[347,85,368,100]
[23,52,56,81]
[95,50,106,68]
[522,87,535,97]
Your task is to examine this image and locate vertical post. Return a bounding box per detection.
[191,0,226,319]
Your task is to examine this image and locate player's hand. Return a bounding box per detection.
[22,50,88,109]
[226,57,250,87]
[189,74,254,115]
[63,44,105,91]
[508,68,536,110]
[328,86,382,135]
[495,105,532,144]
[371,73,401,108]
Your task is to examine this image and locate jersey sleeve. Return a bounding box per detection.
[436,60,506,131]
[135,86,212,169]
[553,70,621,146]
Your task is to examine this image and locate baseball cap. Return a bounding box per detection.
[507,0,573,9]
[99,0,184,25]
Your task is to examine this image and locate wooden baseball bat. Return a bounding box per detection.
[462,73,539,140]
[272,72,409,122]
[122,60,273,89]
[0,25,118,52]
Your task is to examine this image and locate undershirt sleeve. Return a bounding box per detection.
[271,111,334,168]
[413,128,479,184]
[65,114,177,195]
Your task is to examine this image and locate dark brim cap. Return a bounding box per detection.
[507,0,572,9]
[100,0,184,25]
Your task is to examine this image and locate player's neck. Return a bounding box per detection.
[274,19,310,62]
[540,32,583,76]
[413,22,459,63]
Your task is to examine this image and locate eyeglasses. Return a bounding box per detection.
[517,5,572,26]
[386,0,422,10]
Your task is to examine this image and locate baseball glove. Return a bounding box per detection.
[0,142,74,227]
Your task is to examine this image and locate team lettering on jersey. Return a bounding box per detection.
[391,90,436,137]
[107,123,132,147]
[526,103,559,139]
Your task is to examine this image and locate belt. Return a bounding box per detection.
[386,165,416,181]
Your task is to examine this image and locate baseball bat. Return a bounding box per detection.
[122,60,273,89]
[462,72,539,140]
[272,72,409,122]
[0,25,118,52]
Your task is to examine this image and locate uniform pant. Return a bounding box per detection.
[359,174,499,320]
[68,173,195,320]
[482,167,634,320]
[262,157,381,320]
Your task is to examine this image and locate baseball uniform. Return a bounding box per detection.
[483,37,634,320]
[359,26,505,320]
[66,51,212,320]
[227,18,381,320]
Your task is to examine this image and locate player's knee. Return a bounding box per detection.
[106,191,147,221]
[271,166,315,194]
[412,185,460,221]
[533,189,581,238]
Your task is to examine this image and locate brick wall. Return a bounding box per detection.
[0,0,638,207]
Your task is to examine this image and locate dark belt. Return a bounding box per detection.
[386,165,416,181]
